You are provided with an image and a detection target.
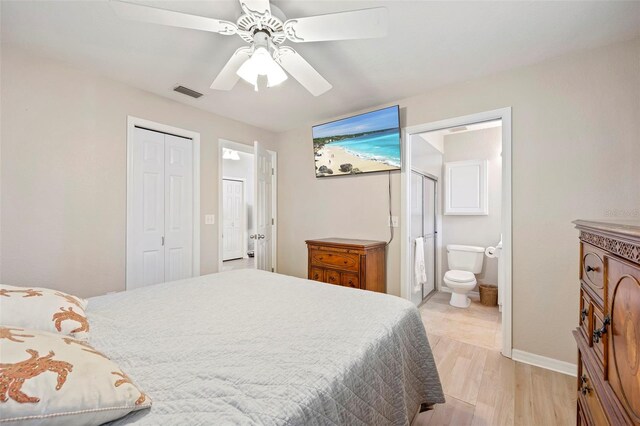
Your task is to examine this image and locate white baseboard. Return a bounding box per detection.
[511,349,577,377]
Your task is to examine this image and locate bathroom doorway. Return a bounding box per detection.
[400,108,512,357]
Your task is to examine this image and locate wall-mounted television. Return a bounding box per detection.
[312,105,401,177]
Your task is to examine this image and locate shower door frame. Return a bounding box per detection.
[410,169,438,302]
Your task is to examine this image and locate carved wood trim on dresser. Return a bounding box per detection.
[573,220,640,426]
[306,238,386,293]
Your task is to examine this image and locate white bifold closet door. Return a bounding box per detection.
[128,127,193,290]
[222,179,244,261]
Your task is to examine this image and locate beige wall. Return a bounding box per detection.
[0,46,276,298]
[276,37,640,363]
[442,127,502,287]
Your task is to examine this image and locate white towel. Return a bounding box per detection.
[414,237,427,291]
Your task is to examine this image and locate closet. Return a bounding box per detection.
[127,126,194,290]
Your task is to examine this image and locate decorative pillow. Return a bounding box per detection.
[0,326,151,425]
[0,284,90,339]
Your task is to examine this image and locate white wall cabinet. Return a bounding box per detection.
[444,159,488,215]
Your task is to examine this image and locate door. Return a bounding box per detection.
[410,171,424,306]
[129,127,165,289]
[222,179,244,261]
[410,170,437,305]
[254,141,273,271]
[164,134,194,282]
[128,127,194,289]
[422,177,437,296]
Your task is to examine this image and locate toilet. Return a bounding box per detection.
[444,245,485,308]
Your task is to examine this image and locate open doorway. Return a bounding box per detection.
[401,108,512,357]
[222,149,255,270]
[218,139,277,273]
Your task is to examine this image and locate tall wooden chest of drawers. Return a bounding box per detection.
[573,220,640,425]
[305,238,386,293]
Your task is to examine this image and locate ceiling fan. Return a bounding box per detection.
[110,0,388,96]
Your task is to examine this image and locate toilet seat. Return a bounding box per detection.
[444,270,475,283]
[444,270,477,308]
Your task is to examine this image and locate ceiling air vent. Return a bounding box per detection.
[173,85,203,99]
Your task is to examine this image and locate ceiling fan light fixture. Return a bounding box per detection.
[236,46,288,91]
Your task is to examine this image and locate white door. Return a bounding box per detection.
[164,134,194,281]
[222,179,244,261]
[130,127,165,289]
[254,141,273,271]
[128,127,194,289]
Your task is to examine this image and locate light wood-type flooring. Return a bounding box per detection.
[413,292,576,426]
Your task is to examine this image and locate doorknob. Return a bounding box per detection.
[250,234,256,239]
[258,234,265,239]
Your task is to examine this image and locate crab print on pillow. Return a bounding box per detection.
[0,327,151,425]
[0,284,90,339]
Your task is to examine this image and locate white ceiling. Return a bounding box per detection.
[2,1,639,132]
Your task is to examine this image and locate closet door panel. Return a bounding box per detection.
[129,127,165,289]
[164,134,194,282]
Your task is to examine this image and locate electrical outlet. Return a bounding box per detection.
[204,214,215,225]
[389,216,399,227]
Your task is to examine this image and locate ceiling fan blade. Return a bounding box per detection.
[110,0,238,35]
[283,7,387,43]
[210,47,252,90]
[276,47,332,96]
[238,0,271,20]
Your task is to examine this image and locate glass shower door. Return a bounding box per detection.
[422,177,436,297]
[410,171,437,304]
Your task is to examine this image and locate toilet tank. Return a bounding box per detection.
[447,245,485,273]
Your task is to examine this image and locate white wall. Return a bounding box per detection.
[441,127,502,288]
[276,37,640,364]
[223,151,255,254]
[0,46,276,297]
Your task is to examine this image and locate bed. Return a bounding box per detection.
[86,269,444,425]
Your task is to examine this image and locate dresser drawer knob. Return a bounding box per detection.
[585,265,599,273]
[579,374,592,395]
[580,308,588,322]
[593,315,611,343]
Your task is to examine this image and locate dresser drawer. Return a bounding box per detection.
[579,358,609,426]
[579,288,593,345]
[606,256,640,422]
[581,243,606,305]
[310,250,360,272]
[325,269,341,285]
[592,304,607,373]
[309,267,324,282]
[341,273,360,289]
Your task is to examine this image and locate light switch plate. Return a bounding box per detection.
[204,214,215,225]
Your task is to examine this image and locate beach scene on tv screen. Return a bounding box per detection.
[313,106,401,177]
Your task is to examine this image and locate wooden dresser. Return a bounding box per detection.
[305,238,386,293]
[573,220,640,426]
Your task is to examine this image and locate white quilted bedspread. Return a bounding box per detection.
[87,270,444,425]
